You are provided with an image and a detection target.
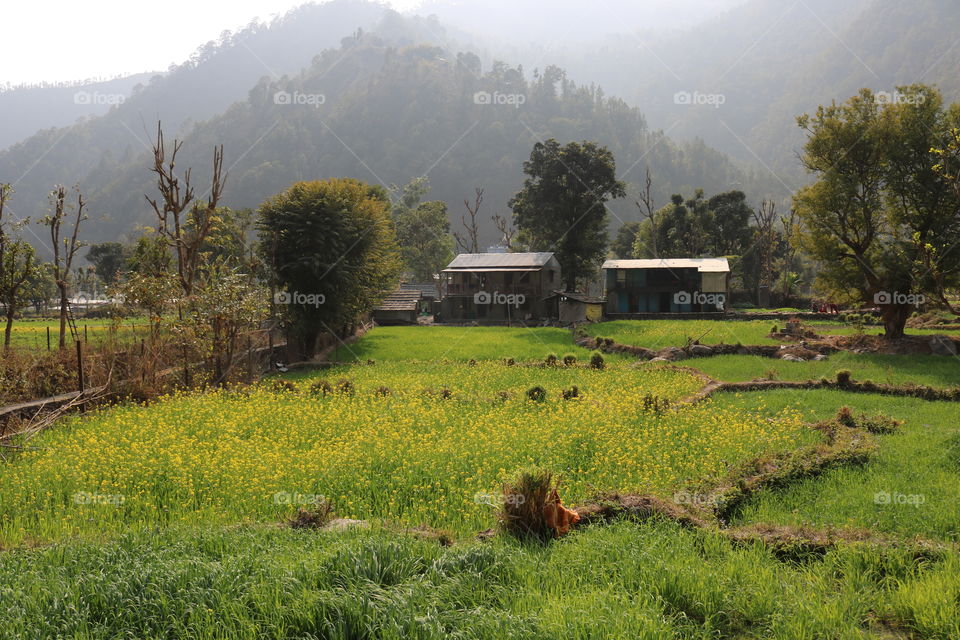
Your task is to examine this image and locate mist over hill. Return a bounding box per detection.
[2,0,959,253]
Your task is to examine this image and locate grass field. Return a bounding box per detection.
[2,317,149,350]
[2,322,960,638]
[329,325,630,363]
[718,390,960,541]
[679,353,960,389]
[586,319,960,350]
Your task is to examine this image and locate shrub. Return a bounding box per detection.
[269,379,297,393]
[309,380,333,396]
[589,351,605,369]
[366,359,376,365]
[468,359,477,366]
[526,386,547,402]
[334,379,354,395]
[375,386,392,396]
[504,357,515,366]
[288,498,334,529]
[544,353,558,367]
[562,354,577,367]
[836,370,852,386]
[562,386,580,400]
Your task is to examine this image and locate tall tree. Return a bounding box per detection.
[391,178,454,283]
[86,242,128,285]
[42,185,86,348]
[454,188,483,254]
[795,85,960,337]
[258,178,401,358]
[0,184,36,350]
[509,139,626,290]
[145,122,226,299]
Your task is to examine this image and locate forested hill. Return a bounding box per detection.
[0,15,768,248]
[521,0,960,181]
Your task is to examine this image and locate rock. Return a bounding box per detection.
[648,357,670,363]
[813,354,828,361]
[689,344,714,357]
[929,335,957,356]
[780,354,805,362]
[736,347,751,355]
[658,347,687,361]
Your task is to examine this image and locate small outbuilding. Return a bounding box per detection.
[546,291,605,324]
[373,288,422,325]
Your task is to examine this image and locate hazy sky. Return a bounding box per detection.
[3,0,423,86]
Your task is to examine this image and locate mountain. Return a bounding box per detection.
[0,74,155,151]
[0,4,769,252]
[464,0,960,185]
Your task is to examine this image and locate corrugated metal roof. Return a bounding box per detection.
[601,258,730,273]
[374,289,422,312]
[446,252,556,269]
[441,267,540,273]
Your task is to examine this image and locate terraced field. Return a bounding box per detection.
[2,323,958,639]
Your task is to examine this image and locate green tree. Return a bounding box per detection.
[795,86,960,337]
[611,221,641,258]
[86,242,129,285]
[510,139,626,291]
[258,178,401,358]
[391,178,454,283]
[0,184,36,350]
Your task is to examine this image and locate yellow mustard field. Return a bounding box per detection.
[0,361,813,546]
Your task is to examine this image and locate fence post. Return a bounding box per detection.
[46,326,51,351]
[247,335,254,383]
[76,340,86,414]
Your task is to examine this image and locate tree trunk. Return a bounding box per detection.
[880,303,911,339]
[58,289,68,349]
[4,310,13,350]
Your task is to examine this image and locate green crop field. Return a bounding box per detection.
[2,323,959,639]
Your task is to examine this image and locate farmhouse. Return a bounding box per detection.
[601,258,730,315]
[438,252,560,322]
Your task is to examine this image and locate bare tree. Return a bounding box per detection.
[454,188,483,254]
[145,121,226,299]
[634,166,657,257]
[0,184,36,350]
[492,212,516,250]
[43,185,86,349]
[752,200,777,308]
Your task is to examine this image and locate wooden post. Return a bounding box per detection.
[46,326,51,351]
[84,324,88,344]
[75,340,85,413]
[247,335,254,383]
[268,329,274,369]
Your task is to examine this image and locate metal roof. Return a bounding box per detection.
[445,252,556,269]
[441,267,540,273]
[601,258,730,273]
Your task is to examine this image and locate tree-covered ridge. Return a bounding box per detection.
[0,18,765,251]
